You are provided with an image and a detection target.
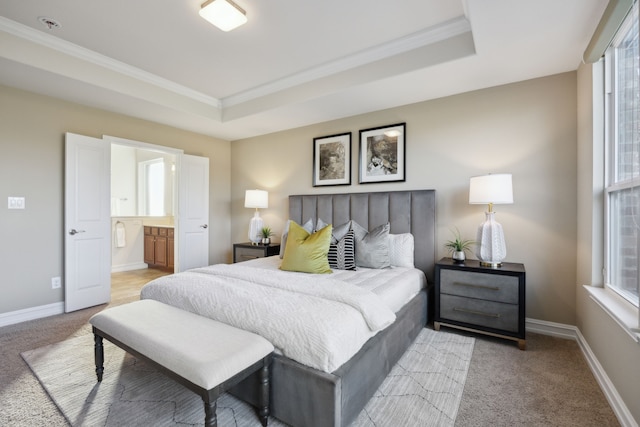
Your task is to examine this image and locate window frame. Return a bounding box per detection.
[603,1,640,308]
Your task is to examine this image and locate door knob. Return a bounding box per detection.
[200,224,208,229]
[69,229,86,235]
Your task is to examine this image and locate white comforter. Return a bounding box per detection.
[141,261,419,372]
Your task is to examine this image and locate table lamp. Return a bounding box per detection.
[469,174,513,267]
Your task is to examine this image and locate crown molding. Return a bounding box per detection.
[223,16,471,108]
[0,14,471,124]
[0,16,222,109]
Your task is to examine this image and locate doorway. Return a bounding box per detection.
[64,133,210,313]
[110,141,177,275]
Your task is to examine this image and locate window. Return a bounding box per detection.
[138,158,165,216]
[605,2,640,307]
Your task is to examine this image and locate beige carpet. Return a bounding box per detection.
[21,328,474,427]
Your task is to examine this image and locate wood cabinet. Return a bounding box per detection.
[233,242,280,263]
[144,226,174,269]
[167,228,174,269]
[434,257,526,349]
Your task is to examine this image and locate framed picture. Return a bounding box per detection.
[313,132,351,187]
[359,123,406,184]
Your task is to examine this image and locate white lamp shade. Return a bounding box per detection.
[244,189,268,209]
[469,174,513,205]
[199,0,247,32]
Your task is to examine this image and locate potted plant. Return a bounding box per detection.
[445,228,475,263]
[260,226,274,245]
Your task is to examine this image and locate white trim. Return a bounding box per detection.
[0,16,221,109]
[0,302,64,328]
[1,14,470,113]
[111,262,149,273]
[526,317,579,340]
[584,285,640,342]
[575,327,639,427]
[527,317,638,427]
[222,16,472,107]
[103,135,184,155]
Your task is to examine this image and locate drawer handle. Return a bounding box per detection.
[453,281,500,291]
[241,255,259,259]
[453,307,501,318]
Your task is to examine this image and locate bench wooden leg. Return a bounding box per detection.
[203,399,217,427]
[93,333,104,382]
[258,360,270,427]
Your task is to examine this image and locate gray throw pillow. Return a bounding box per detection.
[351,221,390,268]
[316,218,351,244]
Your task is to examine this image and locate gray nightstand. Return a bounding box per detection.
[434,257,526,350]
[233,242,280,263]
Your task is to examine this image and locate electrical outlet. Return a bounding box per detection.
[51,277,61,289]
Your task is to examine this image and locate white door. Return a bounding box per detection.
[178,154,209,271]
[64,133,111,312]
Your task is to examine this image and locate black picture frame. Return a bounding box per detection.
[313,132,351,187]
[358,123,406,183]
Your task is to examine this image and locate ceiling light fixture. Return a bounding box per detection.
[199,0,247,32]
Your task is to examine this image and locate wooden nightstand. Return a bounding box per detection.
[233,242,280,263]
[434,257,526,350]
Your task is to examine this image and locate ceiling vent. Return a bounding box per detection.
[38,16,62,30]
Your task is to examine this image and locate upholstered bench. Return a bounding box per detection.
[89,299,274,427]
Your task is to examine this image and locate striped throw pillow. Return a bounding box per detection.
[328,229,356,270]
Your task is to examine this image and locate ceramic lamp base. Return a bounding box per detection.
[475,211,507,267]
[248,211,264,244]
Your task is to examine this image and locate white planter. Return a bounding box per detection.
[452,250,466,263]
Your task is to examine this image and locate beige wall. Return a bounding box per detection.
[0,85,231,314]
[232,72,578,325]
[576,62,640,424]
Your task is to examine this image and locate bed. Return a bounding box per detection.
[141,190,436,427]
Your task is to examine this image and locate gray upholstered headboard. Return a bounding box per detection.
[288,190,436,283]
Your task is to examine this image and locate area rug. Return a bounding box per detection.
[22,328,474,427]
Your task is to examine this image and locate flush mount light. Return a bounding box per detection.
[199,0,247,32]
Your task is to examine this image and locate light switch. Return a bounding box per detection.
[8,197,25,209]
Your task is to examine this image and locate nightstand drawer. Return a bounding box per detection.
[233,242,280,263]
[235,246,266,261]
[440,269,518,304]
[440,294,519,332]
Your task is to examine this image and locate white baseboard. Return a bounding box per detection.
[527,318,638,427]
[0,302,65,328]
[526,317,579,339]
[111,262,148,273]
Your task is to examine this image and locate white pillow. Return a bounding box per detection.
[279,218,314,258]
[389,233,414,268]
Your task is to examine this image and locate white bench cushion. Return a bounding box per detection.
[90,299,274,390]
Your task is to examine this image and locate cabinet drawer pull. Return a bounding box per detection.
[453,281,500,291]
[453,307,501,318]
[241,255,259,259]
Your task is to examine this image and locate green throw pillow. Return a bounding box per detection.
[280,221,332,274]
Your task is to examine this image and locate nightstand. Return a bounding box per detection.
[434,257,526,350]
[233,242,280,263]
